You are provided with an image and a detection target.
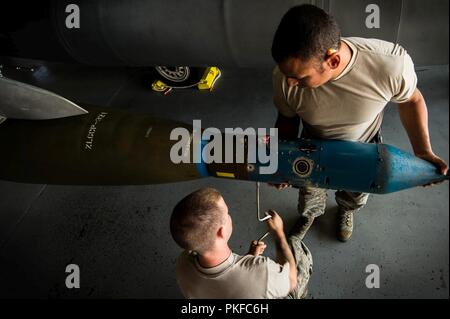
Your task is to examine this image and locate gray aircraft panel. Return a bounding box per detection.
[0,77,88,120]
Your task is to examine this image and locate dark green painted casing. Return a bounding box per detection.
[0,106,201,185]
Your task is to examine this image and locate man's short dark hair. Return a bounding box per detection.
[271,4,341,63]
[170,188,225,253]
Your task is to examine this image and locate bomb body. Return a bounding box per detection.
[0,108,446,193]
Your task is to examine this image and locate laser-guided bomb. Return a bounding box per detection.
[0,78,447,193]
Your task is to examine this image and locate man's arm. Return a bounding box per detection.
[397,88,448,176]
[270,113,301,190]
[266,210,298,292]
[275,112,300,139]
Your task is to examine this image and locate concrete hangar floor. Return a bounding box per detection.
[0,62,448,298]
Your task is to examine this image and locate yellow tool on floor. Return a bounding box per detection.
[151,80,169,92]
[151,67,221,95]
[198,67,221,90]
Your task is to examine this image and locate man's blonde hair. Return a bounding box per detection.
[170,188,225,253]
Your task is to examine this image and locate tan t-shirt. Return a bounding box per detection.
[273,37,418,142]
[176,250,290,299]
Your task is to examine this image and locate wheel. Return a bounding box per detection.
[155,66,190,83]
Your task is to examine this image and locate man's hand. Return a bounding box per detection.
[248,241,267,256]
[266,210,285,236]
[268,183,290,190]
[416,151,449,186]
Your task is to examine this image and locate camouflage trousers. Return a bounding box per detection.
[298,186,370,218]
[285,188,369,299]
[286,232,313,299]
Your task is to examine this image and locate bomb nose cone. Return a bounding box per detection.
[376,144,448,193]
